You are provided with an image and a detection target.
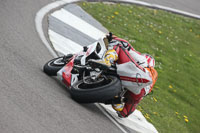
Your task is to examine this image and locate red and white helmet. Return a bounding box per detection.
[143,54,155,68]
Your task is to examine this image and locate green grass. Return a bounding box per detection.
[80,2,200,133]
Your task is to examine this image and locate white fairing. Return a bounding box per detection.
[77,37,107,64]
[57,38,107,86]
[57,66,65,81]
[93,37,107,58]
[71,74,79,86]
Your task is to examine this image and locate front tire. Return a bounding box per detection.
[43,55,72,76]
[70,75,121,103]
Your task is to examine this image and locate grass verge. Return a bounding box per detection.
[80,2,200,133]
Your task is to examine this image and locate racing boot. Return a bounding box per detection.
[112,103,125,112]
[89,49,118,69]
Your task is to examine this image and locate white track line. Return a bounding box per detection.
[34,0,78,57]
[35,1,128,133]
[100,104,158,133]
[95,103,128,133]
[49,29,83,54]
[51,9,106,40]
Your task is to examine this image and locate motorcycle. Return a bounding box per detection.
[43,37,125,104]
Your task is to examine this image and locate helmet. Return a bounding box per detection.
[142,54,155,68]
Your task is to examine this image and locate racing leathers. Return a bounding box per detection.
[103,35,158,118]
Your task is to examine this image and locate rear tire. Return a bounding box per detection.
[43,55,72,76]
[70,75,121,103]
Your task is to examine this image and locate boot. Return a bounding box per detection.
[112,103,125,112]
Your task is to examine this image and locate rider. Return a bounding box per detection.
[91,33,158,118]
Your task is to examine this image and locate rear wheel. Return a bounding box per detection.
[70,75,121,103]
[43,54,73,76]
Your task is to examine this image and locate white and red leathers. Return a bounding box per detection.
[108,36,158,117]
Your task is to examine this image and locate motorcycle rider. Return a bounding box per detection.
[91,33,158,118]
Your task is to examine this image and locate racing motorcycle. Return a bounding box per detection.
[43,38,125,104]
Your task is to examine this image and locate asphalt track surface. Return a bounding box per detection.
[89,0,200,16]
[0,0,199,133]
[0,0,123,132]
[138,0,200,16]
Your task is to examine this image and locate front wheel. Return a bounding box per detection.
[43,54,73,76]
[70,75,121,103]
